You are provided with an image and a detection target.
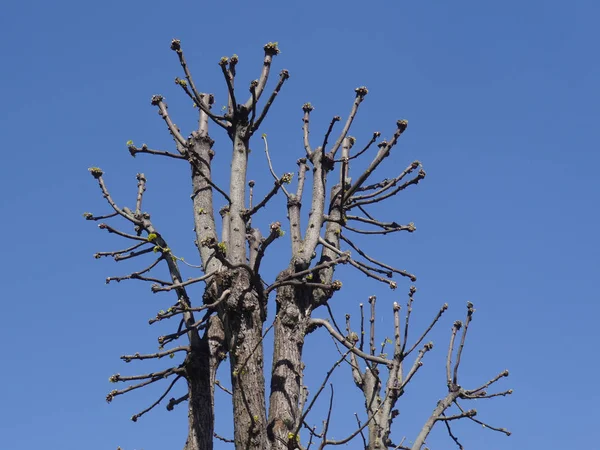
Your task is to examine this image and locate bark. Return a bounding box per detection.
[222,270,268,449]
[228,124,250,265]
[267,276,311,448]
[183,108,224,449]
[268,181,344,449]
[184,316,225,450]
[411,392,458,450]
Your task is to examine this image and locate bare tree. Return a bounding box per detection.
[85,40,511,450]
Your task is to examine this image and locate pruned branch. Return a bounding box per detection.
[347,168,426,210]
[128,144,187,160]
[308,318,391,367]
[150,270,216,293]
[219,56,237,118]
[120,346,189,363]
[343,120,409,203]
[302,103,314,157]
[327,86,368,158]
[243,41,280,109]
[151,95,188,148]
[170,39,229,129]
[252,69,290,133]
[131,375,183,422]
[339,234,417,282]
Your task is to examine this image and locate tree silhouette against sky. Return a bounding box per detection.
[85,40,511,450]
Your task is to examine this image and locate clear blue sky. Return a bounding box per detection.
[1,1,598,449]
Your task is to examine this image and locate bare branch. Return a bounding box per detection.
[321,116,341,155]
[302,103,314,157]
[339,234,417,282]
[120,347,189,363]
[215,380,233,396]
[343,120,409,202]
[437,409,477,421]
[113,246,155,262]
[293,349,352,440]
[150,270,216,293]
[349,161,420,202]
[166,393,188,411]
[464,370,510,396]
[252,69,290,133]
[453,302,474,385]
[442,417,465,450]
[447,321,461,387]
[151,95,188,148]
[399,342,433,390]
[131,375,183,422]
[218,56,237,117]
[94,241,148,259]
[106,367,182,403]
[128,144,186,160]
[454,402,511,436]
[170,39,229,129]
[347,169,426,210]
[319,236,402,289]
[214,433,235,444]
[89,171,140,224]
[308,318,391,366]
[404,303,448,357]
[327,87,368,158]
[333,131,380,163]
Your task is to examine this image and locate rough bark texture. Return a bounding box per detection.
[267,279,310,447]
[222,271,268,449]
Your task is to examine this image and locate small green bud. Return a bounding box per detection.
[88,167,103,179]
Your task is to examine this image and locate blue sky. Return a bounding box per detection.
[1,1,598,449]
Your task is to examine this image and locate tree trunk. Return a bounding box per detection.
[268,277,311,449]
[222,270,268,450]
[184,316,225,450]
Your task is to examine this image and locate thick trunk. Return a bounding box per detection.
[267,278,310,449]
[184,125,223,449]
[222,270,268,450]
[184,316,225,450]
[184,351,215,450]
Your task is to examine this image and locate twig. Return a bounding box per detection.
[404,303,448,357]
[308,318,391,366]
[333,131,380,163]
[151,95,188,148]
[130,375,182,422]
[453,302,474,385]
[302,103,314,157]
[294,349,352,439]
[327,87,368,158]
[252,69,290,132]
[94,241,148,259]
[128,144,186,160]
[215,380,233,396]
[120,346,189,362]
[151,270,216,293]
[219,56,237,117]
[166,393,188,411]
[321,116,341,154]
[340,234,417,282]
[170,39,229,129]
